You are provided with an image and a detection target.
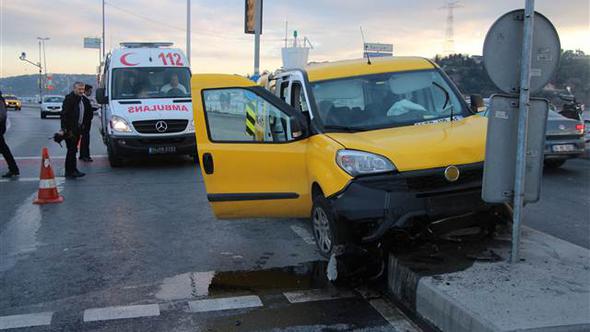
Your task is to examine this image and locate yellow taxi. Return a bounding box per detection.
[4,94,22,111]
[191,57,502,257]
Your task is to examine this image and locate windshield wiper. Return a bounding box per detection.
[323,125,362,132]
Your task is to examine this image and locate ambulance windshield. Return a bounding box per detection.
[112,67,191,100]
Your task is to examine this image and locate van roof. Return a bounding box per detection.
[304,56,435,82]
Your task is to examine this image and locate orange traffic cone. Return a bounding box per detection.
[33,147,64,204]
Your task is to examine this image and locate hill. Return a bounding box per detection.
[0,74,97,98]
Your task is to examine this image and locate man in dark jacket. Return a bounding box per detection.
[60,82,87,178]
[0,90,20,178]
[79,84,95,162]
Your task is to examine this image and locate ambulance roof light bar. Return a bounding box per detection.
[119,42,174,48]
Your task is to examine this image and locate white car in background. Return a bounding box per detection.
[40,95,65,119]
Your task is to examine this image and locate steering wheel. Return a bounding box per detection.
[167,88,184,96]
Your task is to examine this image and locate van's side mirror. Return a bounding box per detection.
[470,94,485,113]
[290,116,306,139]
[96,88,108,104]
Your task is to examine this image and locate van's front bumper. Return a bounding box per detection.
[110,134,197,156]
[328,163,492,242]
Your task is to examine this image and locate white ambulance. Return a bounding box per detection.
[96,42,196,167]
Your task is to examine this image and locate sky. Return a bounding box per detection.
[0,0,588,77]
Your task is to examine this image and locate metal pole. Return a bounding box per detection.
[186,0,191,65]
[253,0,262,75]
[511,0,535,263]
[38,40,43,100]
[102,0,105,59]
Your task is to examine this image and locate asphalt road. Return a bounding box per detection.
[0,106,419,331]
[1,106,588,331]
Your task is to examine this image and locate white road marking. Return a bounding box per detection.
[290,225,316,245]
[83,304,160,322]
[0,177,64,183]
[0,155,107,161]
[0,312,53,330]
[188,295,263,313]
[368,298,420,331]
[283,289,356,304]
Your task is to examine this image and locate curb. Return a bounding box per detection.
[385,228,590,332]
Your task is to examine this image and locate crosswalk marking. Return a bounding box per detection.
[368,298,420,332]
[83,304,160,322]
[283,289,356,303]
[188,295,263,313]
[0,312,53,330]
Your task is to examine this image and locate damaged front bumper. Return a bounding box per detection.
[328,162,495,242]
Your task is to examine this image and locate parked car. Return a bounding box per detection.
[4,94,22,111]
[544,107,585,168]
[40,95,65,119]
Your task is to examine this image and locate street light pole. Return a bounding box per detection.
[102,0,106,60]
[19,52,43,102]
[186,0,191,65]
[37,37,49,76]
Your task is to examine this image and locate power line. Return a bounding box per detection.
[104,1,185,32]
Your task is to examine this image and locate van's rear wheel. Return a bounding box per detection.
[311,195,350,258]
[107,143,124,168]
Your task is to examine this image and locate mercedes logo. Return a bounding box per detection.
[155,121,168,133]
[558,124,566,131]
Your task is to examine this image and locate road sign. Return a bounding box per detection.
[364,43,393,53]
[363,43,393,58]
[244,0,263,34]
[482,95,549,203]
[483,10,560,94]
[84,37,101,49]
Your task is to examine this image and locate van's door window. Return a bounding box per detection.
[279,81,290,102]
[112,67,191,100]
[290,82,309,113]
[203,88,293,143]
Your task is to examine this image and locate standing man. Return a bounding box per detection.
[0,90,20,178]
[79,84,96,162]
[60,82,86,178]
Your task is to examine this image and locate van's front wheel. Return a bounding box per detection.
[311,195,350,258]
[107,142,124,168]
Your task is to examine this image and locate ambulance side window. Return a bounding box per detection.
[203,88,293,143]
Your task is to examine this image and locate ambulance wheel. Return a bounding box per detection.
[107,144,124,168]
[311,194,350,258]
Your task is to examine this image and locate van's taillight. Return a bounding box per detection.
[575,123,584,134]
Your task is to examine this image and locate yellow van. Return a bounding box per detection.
[191,57,499,257]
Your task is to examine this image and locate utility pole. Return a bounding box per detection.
[102,0,106,60]
[186,0,191,65]
[37,37,49,76]
[253,0,262,75]
[511,0,535,263]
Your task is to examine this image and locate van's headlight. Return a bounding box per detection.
[110,115,131,132]
[336,150,396,176]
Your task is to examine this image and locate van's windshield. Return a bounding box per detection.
[112,67,191,100]
[311,69,469,132]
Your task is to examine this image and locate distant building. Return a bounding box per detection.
[471,55,483,64]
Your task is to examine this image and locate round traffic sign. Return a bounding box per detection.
[483,10,560,95]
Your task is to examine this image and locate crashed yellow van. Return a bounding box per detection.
[191,57,499,257]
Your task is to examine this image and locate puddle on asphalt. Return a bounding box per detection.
[156,261,332,301]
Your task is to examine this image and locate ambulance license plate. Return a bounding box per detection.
[148,146,176,154]
[552,144,575,152]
